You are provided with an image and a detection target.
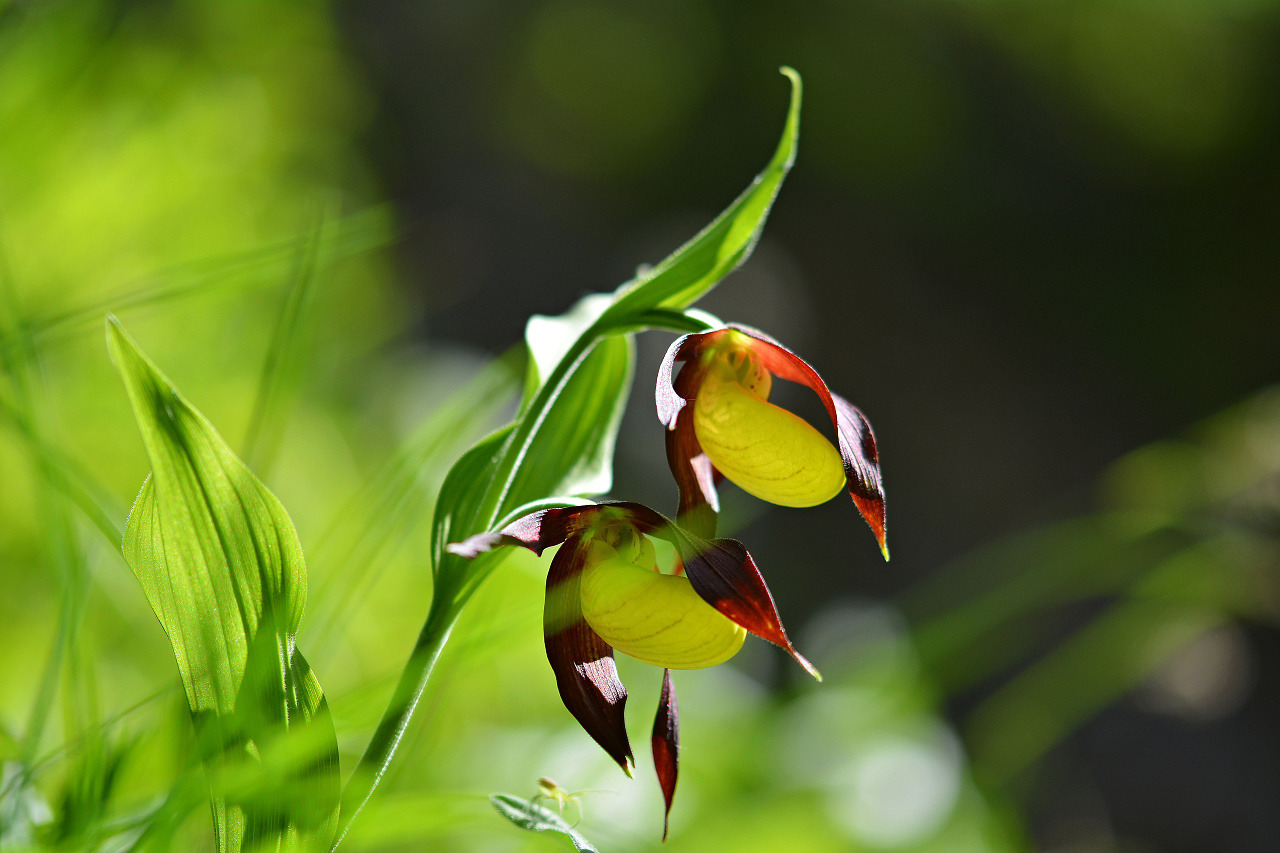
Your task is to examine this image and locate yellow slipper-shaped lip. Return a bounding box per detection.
[578,540,746,669]
[693,358,845,508]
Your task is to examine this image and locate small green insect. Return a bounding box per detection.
[529,776,604,827]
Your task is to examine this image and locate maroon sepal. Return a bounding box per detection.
[655,332,729,428]
[731,324,889,559]
[446,505,598,558]
[665,413,719,539]
[655,333,697,429]
[657,333,726,538]
[664,527,820,680]
[651,669,679,842]
[830,392,887,556]
[544,534,633,773]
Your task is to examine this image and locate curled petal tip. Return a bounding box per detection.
[851,492,888,561]
[445,532,501,558]
[793,650,822,683]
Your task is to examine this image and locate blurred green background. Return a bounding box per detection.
[2,0,1278,850]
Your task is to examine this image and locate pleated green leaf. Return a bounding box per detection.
[109,317,338,853]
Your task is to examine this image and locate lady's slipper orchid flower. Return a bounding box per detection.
[656,324,888,557]
[448,502,817,838]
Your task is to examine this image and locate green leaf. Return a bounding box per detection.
[109,317,338,853]
[523,293,614,405]
[489,794,599,853]
[597,67,802,328]
[306,347,523,647]
[432,297,634,605]
[502,331,633,513]
[431,424,518,577]
[0,762,52,847]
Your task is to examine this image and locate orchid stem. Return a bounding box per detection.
[331,595,462,850]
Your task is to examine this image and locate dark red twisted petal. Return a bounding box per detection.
[544,533,633,773]
[665,411,719,539]
[661,525,820,680]
[656,334,696,429]
[829,392,887,556]
[655,331,729,427]
[446,504,600,558]
[658,334,726,537]
[729,323,888,559]
[651,669,679,842]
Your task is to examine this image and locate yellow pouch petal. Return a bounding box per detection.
[693,362,845,508]
[579,553,746,670]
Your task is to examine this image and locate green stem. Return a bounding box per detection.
[331,334,605,849]
[331,594,464,850]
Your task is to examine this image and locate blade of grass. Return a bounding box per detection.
[964,597,1221,785]
[903,517,1176,695]
[241,200,334,476]
[3,684,177,803]
[0,390,124,549]
[28,206,390,348]
[305,346,523,656]
[0,215,91,770]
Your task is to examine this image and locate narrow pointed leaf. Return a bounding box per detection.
[598,68,801,325]
[109,317,338,852]
[502,331,634,511]
[523,293,614,405]
[431,312,634,604]
[431,424,517,573]
[652,669,679,842]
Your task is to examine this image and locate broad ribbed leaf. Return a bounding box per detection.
[110,317,338,852]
